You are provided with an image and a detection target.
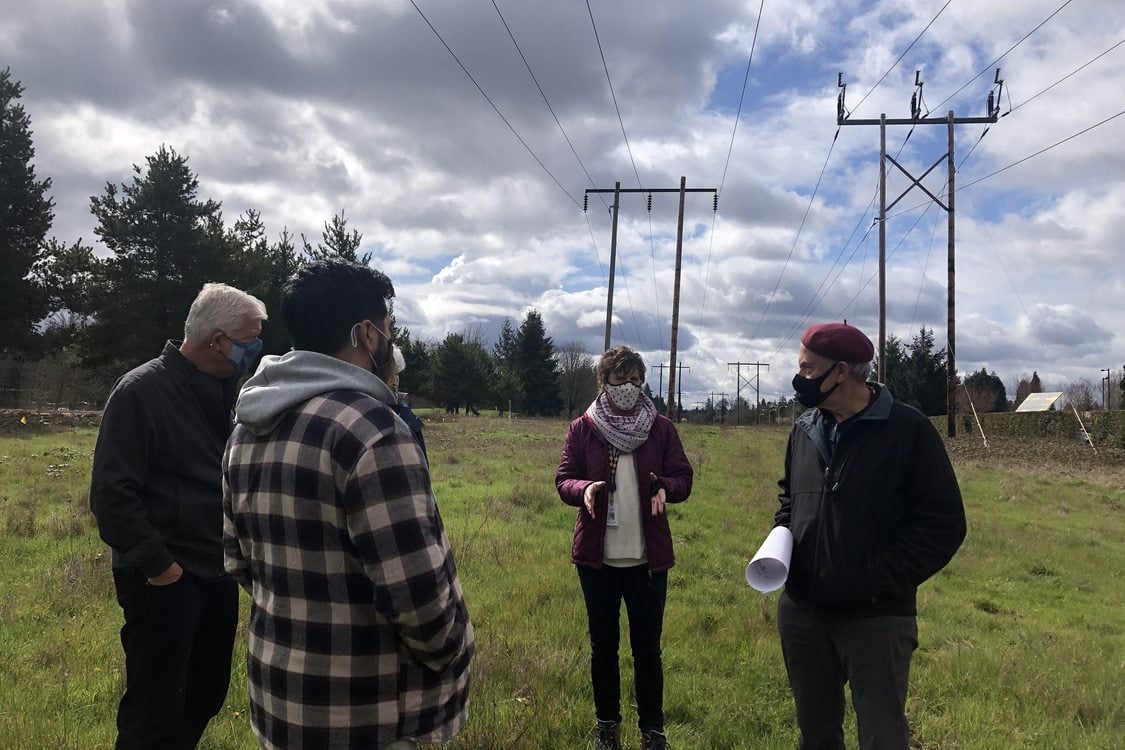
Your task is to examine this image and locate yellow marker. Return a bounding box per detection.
[20,416,27,425]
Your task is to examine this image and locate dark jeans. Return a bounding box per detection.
[112,568,238,750]
[777,592,918,750]
[577,564,667,732]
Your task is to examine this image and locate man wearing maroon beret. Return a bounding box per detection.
[773,322,966,750]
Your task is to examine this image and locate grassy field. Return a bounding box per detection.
[0,413,1122,749]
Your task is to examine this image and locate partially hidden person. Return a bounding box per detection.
[90,282,267,749]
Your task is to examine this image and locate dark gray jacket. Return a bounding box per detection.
[776,384,966,617]
[90,341,237,579]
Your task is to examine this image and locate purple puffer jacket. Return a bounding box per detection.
[556,413,693,572]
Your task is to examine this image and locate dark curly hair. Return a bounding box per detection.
[282,259,395,355]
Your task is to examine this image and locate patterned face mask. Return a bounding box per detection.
[605,381,642,412]
[223,333,263,376]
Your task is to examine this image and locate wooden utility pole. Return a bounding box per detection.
[837,70,1002,437]
[603,182,621,353]
[585,179,716,420]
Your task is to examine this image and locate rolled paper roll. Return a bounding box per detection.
[745,526,793,593]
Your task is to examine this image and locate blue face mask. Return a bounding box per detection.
[224,334,263,376]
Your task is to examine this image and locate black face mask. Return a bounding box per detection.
[792,362,841,408]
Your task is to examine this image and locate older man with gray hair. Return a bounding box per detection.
[91,282,267,749]
[774,322,966,750]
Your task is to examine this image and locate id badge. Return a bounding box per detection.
[606,492,619,527]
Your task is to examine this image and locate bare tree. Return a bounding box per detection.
[1060,378,1097,411]
[556,341,597,419]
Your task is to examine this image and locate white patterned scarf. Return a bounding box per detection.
[585,390,658,453]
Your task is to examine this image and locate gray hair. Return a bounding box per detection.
[183,283,267,344]
[847,360,873,383]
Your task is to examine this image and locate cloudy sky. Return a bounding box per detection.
[7,0,1124,405]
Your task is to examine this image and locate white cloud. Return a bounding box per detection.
[6,0,1122,401]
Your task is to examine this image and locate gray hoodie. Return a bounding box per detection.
[235,350,397,436]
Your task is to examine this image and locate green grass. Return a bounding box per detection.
[0,416,1122,748]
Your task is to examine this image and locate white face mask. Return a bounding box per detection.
[605,381,642,412]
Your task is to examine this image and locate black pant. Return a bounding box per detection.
[777,592,918,750]
[577,564,667,732]
[112,568,238,750]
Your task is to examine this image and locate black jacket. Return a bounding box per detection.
[776,384,966,617]
[90,341,237,579]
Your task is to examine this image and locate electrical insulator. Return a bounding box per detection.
[713,194,718,212]
[583,194,589,212]
[647,193,652,212]
[987,91,995,118]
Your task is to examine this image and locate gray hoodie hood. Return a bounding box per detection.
[235,350,396,436]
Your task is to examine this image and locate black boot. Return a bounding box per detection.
[640,729,667,750]
[594,720,620,750]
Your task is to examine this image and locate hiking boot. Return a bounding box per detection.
[640,729,667,750]
[594,720,620,750]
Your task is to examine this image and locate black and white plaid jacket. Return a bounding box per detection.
[223,352,473,749]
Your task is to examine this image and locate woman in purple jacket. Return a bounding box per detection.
[556,346,694,750]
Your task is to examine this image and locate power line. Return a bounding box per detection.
[763,1,1092,372]
[490,0,608,211]
[967,195,1032,321]
[491,0,648,348]
[932,0,1076,112]
[908,210,943,332]
[408,0,581,209]
[743,4,951,367]
[700,0,764,347]
[586,0,644,192]
[1008,37,1125,115]
[961,109,1125,189]
[746,128,840,345]
[845,0,953,118]
[717,0,766,194]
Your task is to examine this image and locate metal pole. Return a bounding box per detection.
[667,176,687,418]
[946,111,956,438]
[879,114,887,382]
[603,181,621,353]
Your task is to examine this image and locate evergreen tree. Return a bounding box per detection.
[961,367,1008,413]
[33,237,98,342]
[301,211,370,264]
[227,210,301,355]
[87,145,231,369]
[0,68,52,355]
[395,327,435,401]
[880,334,910,400]
[515,310,561,417]
[491,318,523,413]
[880,328,947,415]
[429,332,492,414]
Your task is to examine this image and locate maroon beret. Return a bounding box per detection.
[801,323,874,363]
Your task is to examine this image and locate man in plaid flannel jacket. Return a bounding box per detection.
[223,260,473,750]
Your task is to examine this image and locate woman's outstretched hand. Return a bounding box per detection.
[583,480,606,518]
[649,472,666,516]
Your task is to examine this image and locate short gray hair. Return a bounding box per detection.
[847,360,873,383]
[183,283,267,344]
